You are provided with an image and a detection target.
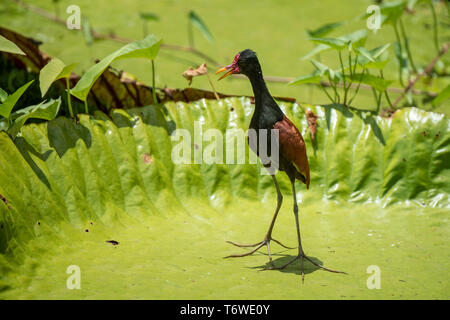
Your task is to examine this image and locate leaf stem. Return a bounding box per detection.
[84,100,88,114]
[348,51,353,77]
[399,18,417,73]
[312,62,336,104]
[348,68,365,106]
[380,70,393,110]
[372,87,380,113]
[66,77,74,118]
[319,84,335,104]
[376,89,382,112]
[393,22,405,87]
[352,53,359,75]
[327,73,340,104]
[429,1,439,54]
[206,72,220,100]
[151,59,157,104]
[338,51,349,105]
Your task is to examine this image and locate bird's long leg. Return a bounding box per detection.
[265,180,346,282]
[225,175,294,261]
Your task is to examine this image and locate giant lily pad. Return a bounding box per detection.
[0,98,448,299]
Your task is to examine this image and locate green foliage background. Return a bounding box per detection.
[1,0,449,114]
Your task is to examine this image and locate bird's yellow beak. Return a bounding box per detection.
[215,66,233,80]
[216,63,240,80]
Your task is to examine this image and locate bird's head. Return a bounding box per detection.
[216,49,261,80]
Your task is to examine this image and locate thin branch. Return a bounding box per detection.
[392,42,449,108]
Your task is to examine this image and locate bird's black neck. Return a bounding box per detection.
[247,69,284,126]
[248,70,273,107]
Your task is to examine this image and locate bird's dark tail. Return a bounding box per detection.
[295,171,309,189]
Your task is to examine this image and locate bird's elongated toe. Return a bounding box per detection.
[224,237,294,262]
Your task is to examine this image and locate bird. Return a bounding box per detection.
[216,49,345,281]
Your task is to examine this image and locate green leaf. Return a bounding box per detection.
[302,29,367,60]
[331,70,343,82]
[362,55,390,70]
[407,0,419,9]
[354,47,375,62]
[39,58,77,97]
[0,80,34,119]
[358,44,391,69]
[40,59,66,90]
[340,29,367,49]
[59,63,77,79]
[308,37,347,50]
[380,0,408,25]
[309,60,342,82]
[188,10,214,44]
[140,12,159,21]
[348,73,393,91]
[432,84,450,107]
[306,22,344,38]
[301,44,329,60]
[288,73,322,86]
[310,59,330,75]
[0,35,26,55]
[0,88,7,103]
[371,43,391,60]
[70,35,162,102]
[7,98,61,138]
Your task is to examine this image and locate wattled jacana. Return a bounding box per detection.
[216,49,345,281]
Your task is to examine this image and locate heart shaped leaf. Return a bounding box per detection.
[70,35,162,102]
[39,57,77,97]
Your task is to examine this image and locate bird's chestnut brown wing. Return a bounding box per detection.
[273,115,310,189]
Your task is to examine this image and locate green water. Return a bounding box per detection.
[3,201,449,299]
